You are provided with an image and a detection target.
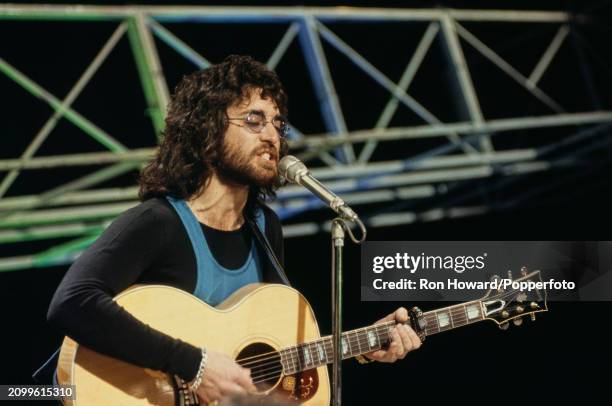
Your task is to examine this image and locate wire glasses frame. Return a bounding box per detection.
[227,111,290,138]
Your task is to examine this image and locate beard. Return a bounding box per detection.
[217,139,278,188]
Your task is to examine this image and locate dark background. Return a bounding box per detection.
[2,0,612,404]
[4,207,611,404]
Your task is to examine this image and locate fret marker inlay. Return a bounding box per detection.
[437,312,450,327]
[316,343,325,361]
[466,304,480,319]
[367,330,377,348]
[303,347,311,365]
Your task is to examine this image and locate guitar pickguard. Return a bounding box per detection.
[276,369,319,403]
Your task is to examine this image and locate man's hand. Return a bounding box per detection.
[365,307,422,363]
[195,351,256,403]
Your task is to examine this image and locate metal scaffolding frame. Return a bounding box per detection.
[0,4,610,271]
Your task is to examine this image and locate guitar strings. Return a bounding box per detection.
[245,298,531,382]
[249,362,284,377]
[235,321,395,366]
[252,369,284,385]
[250,310,525,385]
[247,319,463,375]
[422,288,536,328]
[250,295,534,379]
[420,291,536,332]
[237,304,483,367]
[242,310,484,372]
[240,325,396,377]
[240,332,394,377]
[241,322,393,368]
[249,322,455,384]
[241,313,480,374]
[240,334,390,372]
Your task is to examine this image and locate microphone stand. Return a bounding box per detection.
[331,219,344,406]
[275,156,365,405]
[330,217,366,406]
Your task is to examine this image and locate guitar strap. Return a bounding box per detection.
[32,347,60,385]
[245,211,292,286]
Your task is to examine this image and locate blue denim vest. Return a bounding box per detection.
[165,196,264,306]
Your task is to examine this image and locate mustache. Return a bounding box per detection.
[253,146,278,161]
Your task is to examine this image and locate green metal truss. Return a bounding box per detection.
[0,4,611,271]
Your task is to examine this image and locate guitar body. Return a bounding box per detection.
[57,283,330,405]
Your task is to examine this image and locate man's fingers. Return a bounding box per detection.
[387,343,399,362]
[199,385,222,402]
[376,313,396,324]
[219,381,247,397]
[391,329,404,359]
[236,369,256,392]
[394,307,409,323]
[367,349,386,360]
[376,307,409,325]
[367,309,424,364]
[397,325,413,359]
[406,325,422,350]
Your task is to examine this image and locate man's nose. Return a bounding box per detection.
[258,123,281,146]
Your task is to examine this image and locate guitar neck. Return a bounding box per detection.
[280,300,485,374]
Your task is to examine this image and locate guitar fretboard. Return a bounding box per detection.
[421,300,485,334]
[280,300,485,374]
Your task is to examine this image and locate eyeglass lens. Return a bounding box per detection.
[245,112,288,136]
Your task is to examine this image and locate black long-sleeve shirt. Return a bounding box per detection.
[47,197,284,381]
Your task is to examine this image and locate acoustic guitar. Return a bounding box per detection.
[57,269,547,405]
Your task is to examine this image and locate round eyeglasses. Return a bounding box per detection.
[227,111,289,138]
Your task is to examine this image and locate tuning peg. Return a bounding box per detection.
[521,266,528,276]
[499,322,509,330]
[530,314,536,322]
[516,306,524,314]
[530,302,539,309]
[513,318,523,326]
[501,310,509,318]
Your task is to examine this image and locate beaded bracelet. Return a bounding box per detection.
[189,348,208,392]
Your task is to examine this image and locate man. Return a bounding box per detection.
[47,55,421,404]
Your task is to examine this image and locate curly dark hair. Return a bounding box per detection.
[138,55,288,213]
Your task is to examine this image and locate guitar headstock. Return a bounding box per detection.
[480,267,548,330]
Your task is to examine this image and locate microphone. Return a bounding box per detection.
[278,155,359,221]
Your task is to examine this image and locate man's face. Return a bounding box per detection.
[217,89,283,188]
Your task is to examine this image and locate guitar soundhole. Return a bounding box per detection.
[236,342,282,393]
